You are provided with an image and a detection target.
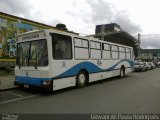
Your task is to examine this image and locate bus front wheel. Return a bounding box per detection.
[76,71,87,88]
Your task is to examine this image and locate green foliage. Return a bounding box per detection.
[0,56,15,59]
[56,23,68,31]
[0,68,14,75]
[5,67,12,73]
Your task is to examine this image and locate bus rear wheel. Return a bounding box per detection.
[76,71,87,88]
[120,67,125,78]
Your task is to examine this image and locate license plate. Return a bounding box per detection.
[24,84,29,88]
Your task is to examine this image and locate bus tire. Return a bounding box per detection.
[76,71,87,88]
[120,67,125,78]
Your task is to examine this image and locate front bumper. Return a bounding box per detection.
[14,76,53,90]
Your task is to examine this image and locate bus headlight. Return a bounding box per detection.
[42,80,52,86]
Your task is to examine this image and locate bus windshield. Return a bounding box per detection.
[16,39,48,67]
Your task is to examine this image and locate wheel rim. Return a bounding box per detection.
[78,73,85,84]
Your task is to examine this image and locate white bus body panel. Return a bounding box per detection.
[53,77,76,90]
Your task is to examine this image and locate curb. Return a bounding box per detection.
[0,86,19,92]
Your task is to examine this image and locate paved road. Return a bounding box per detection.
[0,68,160,114]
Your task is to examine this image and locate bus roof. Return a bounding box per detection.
[17,29,133,48]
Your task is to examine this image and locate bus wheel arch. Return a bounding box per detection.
[120,65,125,78]
[76,69,89,88]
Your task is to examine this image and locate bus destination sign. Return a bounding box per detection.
[22,34,40,40]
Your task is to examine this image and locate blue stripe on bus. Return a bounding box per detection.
[15,59,133,86]
[56,59,133,78]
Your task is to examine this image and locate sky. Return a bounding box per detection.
[0,0,160,49]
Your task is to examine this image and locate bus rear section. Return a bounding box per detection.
[14,30,53,90]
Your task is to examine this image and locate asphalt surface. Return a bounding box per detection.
[0,68,160,114]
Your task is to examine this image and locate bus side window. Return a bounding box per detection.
[90,41,101,60]
[111,45,118,60]
[74,38,89,59]
[52,34,72,60]
[119,46,126,59]
[126,48,131,59]
[102,43,111,60]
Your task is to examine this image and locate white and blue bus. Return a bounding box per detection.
[14,29,134,91]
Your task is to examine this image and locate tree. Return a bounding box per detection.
[56,23,68,31]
